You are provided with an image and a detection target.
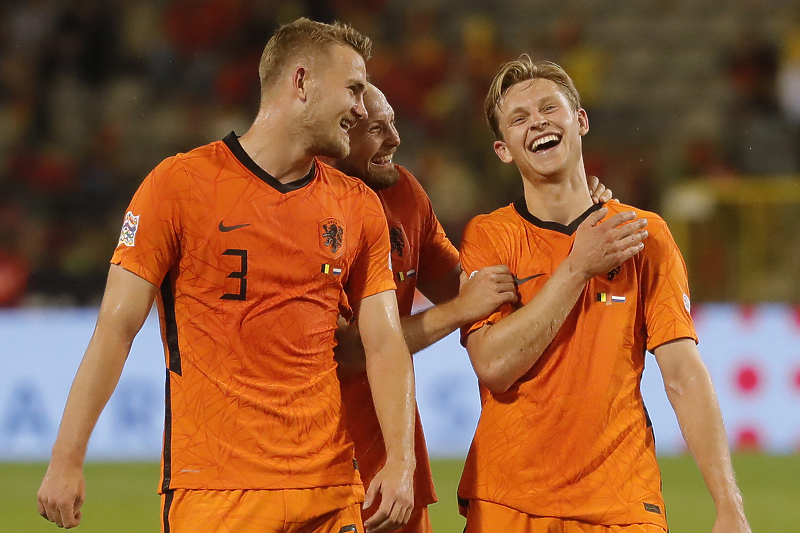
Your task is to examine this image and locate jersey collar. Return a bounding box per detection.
[223,131,315,193]
[513,197,604,236]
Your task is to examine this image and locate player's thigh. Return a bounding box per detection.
[295,502,364,533]
[463,499,666,533]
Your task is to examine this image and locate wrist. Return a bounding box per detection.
[50,443,86,469]
[384,453,415,470]
[560,258,593,286]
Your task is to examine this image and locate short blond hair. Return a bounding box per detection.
[485,56,580,140]
[258,18,371,92]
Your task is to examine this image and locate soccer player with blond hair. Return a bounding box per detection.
[457,57,751,533]
[37,18,417,533]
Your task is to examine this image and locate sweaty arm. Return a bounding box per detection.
[335,265,517,377]
[654,339,751,533]
[355,290,416,533]
[37,264,157,529]
[467,208,648,394]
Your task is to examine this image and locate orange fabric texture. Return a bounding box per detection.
[458,200,696,529]
[162,486,365,533]
[340,166,459,514]
[462,499,667,533]
[111,133,395,492]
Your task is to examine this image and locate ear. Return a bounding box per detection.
[494,140,513,164]
[577,108,589,136]
[292,66,308,102]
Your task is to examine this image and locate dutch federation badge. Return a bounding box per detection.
[319,218,345,257]
[118,211,140,247]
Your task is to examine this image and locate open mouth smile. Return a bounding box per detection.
[529,134,561,153]
[370,153,393,166]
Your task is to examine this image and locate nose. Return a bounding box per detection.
[353,94,367,120]
[531,116,549,130]
[386,123,401,148]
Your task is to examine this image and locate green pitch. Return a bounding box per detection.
[2,455,798,532]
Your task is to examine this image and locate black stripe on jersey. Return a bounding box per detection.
[161,368,173,492]
[162,488,175,533]
[223,131,315,193]
[513,197,603,235]
[160,276,181,376]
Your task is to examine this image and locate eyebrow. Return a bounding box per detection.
[350,80,366,93]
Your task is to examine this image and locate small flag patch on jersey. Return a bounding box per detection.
[321,264,342,275]
[397,269,417,282]
[597,293,625,303]
[118,211,139,247]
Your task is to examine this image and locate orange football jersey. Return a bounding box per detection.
[458,199,697,529]
[340,165,459,512]
[111,133,395,493]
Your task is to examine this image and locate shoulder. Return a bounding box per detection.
[382,165,432,208]
[604,200,670,235]
[604,200,680,261]
[465,204,521,235]
[149,140,230,187]
[394,165,422,191]
[315,159,374,196]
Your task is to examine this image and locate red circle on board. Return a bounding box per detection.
[735,365,760,393]
[734,428,761,451]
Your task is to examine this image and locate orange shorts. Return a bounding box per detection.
[361,505,432,533]
[162,485,364,533]
[463,499,668,533]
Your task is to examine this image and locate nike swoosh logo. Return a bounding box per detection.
[219,222,251,232]
[513,273,545,285]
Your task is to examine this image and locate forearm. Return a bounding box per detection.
[665,361,746,517]
[51,331,133,466]
[401,298,465,354]
[366,345,416,464]
[336,297,468,374]
[469,261,587,392]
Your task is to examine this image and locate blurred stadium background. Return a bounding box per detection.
[1,0,799,531]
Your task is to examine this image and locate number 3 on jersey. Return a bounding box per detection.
[221,249,247,301]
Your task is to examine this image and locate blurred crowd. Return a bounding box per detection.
[1,0,799,306]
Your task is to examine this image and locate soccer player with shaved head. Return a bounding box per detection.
[326,84,614,533]
[37,18,418,533]
[457,57,751,533]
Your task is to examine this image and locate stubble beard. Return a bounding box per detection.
[299,103,351,160]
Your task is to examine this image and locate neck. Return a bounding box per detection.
[520,165,593,225]
[238,103,316,184]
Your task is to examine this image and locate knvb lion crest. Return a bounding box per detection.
[319,218,345,256]
[389,224,406,259]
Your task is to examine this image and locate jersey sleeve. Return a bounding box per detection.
[413,181,460,282]
[110,156,185,287]
[640,218,698,352]
[459,217,515,344]
[345,189,396,303]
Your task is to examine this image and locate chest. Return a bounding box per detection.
[178,180,362,300]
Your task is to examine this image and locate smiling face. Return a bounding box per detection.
[334,86,401,190]
[492,78,588,181]
[300,44,368,159]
